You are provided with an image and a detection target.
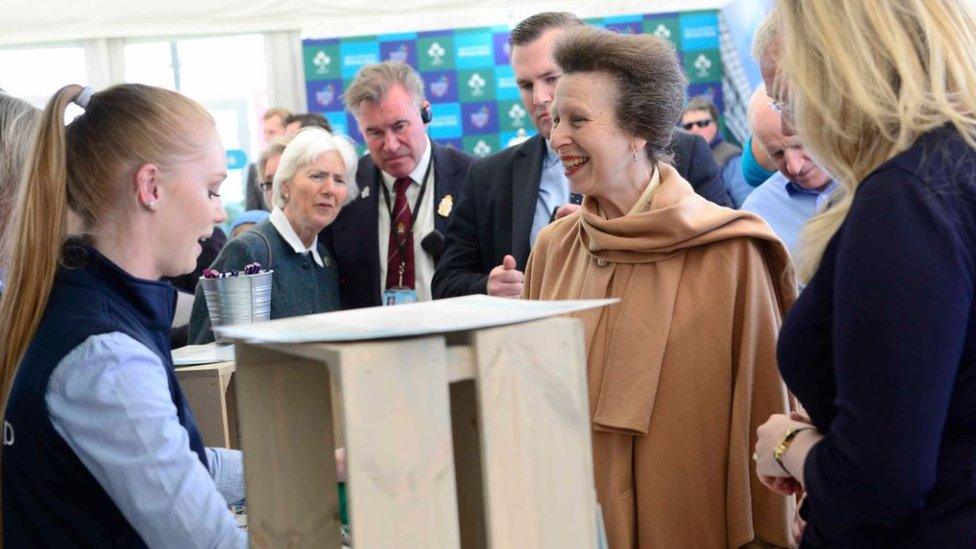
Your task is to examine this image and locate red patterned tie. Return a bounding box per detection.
[386,177,415,289]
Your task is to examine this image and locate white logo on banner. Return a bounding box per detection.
[694,54,712,77]
[313,51,332,74]
[468,72,486,96]
[427,42,446,65]
[508,103,527,126]
[653,24,672,40]
[473,140,492,157]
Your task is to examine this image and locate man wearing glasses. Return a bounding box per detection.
[680,97,752,207]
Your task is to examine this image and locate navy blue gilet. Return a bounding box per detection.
[2,242,208,547]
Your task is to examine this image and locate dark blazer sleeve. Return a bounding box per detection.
[671,129,732,207]
[431,167,489,298]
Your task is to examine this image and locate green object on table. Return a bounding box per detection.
[338,482,348,525]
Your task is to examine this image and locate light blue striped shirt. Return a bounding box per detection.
[47,332,247,548]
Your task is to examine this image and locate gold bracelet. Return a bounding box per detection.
[772,426,816,476]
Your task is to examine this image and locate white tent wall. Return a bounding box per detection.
[0,1,728,47]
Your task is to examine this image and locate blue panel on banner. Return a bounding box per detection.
[455,32,494,69]
[306,79,344,112]
[418,29,453,38]
[379,32,418,42]
[680,12,720,50]
[323,111,350,137]
[225,149,247,170]
[686,82,724,112]
[380,40,417,66]
[605,21,643,35]
[462,101,498,134]
[494,65,519,101]
[604,14,642,24]
[429,102,463,139]
[493,32,511,65]
[340,41,380,79]
[423,70,458,103]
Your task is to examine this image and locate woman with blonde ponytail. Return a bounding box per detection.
[751,1,976,546]
[0,84,247,547]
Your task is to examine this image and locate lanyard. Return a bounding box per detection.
[380,150,434,287]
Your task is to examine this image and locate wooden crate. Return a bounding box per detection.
[233,316,598,549]
[175,361,238,449]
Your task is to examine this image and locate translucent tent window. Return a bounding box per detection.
[124,34,270,222]
[0,45,88,121]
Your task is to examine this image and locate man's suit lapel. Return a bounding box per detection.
[431,144,457,234]
[358,157,382,297]
[511,135,546,267]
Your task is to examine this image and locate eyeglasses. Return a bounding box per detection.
[681,119,713,131]
[259,180,273,192]
[768,99,793,118]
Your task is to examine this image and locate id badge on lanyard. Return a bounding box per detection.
[384,251,418,305]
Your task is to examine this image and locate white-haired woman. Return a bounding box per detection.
[189,127,357,343]
[752,1,976,546]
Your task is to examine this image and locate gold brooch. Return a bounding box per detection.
[437,194,453,217]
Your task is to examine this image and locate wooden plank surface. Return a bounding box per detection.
[449,379,487,549]
[331,337,461,549]
[470,317,598,549]
[175,361,235,448]
[234,343,340,549]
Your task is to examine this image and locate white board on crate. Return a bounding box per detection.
[214,294,618,343]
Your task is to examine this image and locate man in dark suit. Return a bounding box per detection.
[323,61,475,309]
[432,12,731,299]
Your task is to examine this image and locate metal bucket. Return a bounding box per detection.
[199,270,273,336]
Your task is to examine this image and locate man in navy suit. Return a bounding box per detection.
[323,61,475,309]
[432,12,730,299]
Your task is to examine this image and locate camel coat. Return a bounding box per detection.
[523,163,796,548]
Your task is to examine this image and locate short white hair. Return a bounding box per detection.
[272,127,359,209]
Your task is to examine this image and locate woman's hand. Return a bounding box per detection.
[755,414,820,496]
[756,414,801,477]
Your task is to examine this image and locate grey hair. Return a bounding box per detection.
[272,127,359,209]
[0,93,40,246]
[343,61,425,117]
[752,7,781,62]
[554,26,686,164]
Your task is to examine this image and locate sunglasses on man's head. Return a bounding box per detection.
[681,119,713,131]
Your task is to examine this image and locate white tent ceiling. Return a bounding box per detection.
[0,0,727,47]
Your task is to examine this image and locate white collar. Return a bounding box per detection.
[380,139,433,187]
[269,207,324,267]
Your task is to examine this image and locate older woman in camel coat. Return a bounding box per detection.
[523,27,796,548]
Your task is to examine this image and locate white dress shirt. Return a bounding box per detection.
[377,142,436,301]
[270,206,325,267]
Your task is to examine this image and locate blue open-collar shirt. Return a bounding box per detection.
[741,171,838,258]
[530,141,570,248]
